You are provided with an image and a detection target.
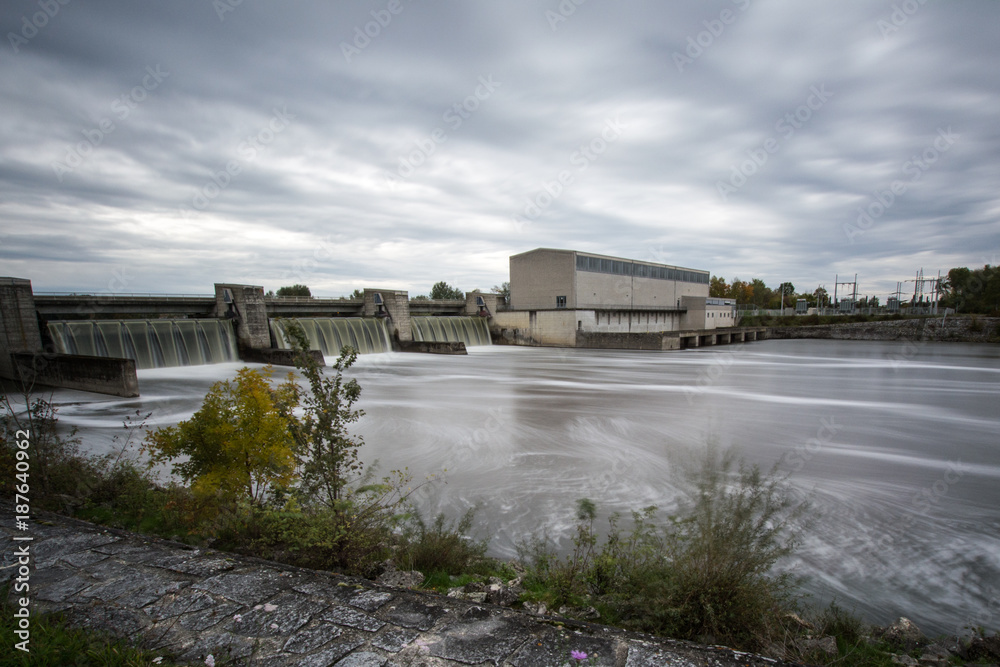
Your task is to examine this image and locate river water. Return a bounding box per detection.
[43,339,1000,635]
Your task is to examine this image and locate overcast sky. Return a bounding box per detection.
[1,1,998,300]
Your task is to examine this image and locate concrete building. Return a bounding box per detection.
[496,249,738,348]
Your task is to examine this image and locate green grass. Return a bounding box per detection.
[0,590,180,667]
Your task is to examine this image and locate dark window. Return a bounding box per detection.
[556,295,567,308]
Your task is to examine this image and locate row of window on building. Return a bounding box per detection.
[575,255,710,284]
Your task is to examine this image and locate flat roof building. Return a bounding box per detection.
[495,249,737,348]
[510,248,710,311]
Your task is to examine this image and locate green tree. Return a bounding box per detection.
[429,281,464,300]
[710,275,729,298]
[280,321,366,507]
[751,279,772,308]
[349,288,364,300]
[145,367,298,507]
[276,284,312,297]
[727,278,754,304]
[942,265,999,313]
[813,286,829,308]
[492,281,510,304]
[776,282,795,308]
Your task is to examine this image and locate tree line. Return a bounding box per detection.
[711,265,999,314]
[709,276,816,309]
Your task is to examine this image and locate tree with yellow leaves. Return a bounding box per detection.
[146,366,298,507]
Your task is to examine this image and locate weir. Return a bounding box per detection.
[47,319,238,370]
[411,316,492,346]
[270,317,392,356]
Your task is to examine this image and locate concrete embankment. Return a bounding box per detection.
[769,316,1000,344]
[2,506,794,666]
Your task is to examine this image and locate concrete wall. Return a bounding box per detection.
[396,340,467,354]
[587,309,684,333]
[575,272,708,311]
[214,283,270,350]
[681,297,736,330]
[363,289,411,342]
[10,352,139,397]
[511,249,710,316]
[491,310,578,347]
[576,330,681,351]
[0,278,44,381]
[509,249,576,310]
[464,291,498,316]
[240,348,325,367]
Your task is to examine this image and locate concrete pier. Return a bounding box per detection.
[0,277,43,381]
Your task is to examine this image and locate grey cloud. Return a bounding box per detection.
[0,0,997,298]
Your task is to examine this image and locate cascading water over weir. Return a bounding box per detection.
[270,317,393,356]
[411,316,492,346]
[47,319,239,369]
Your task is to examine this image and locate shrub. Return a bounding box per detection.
[280,320,366,507]
[145,367,299,508]
[519,448,806,651]
[1,385,93,504]
[398,507,491,577]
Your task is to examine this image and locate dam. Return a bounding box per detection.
[0,280,503,396]
[1,248,771,396]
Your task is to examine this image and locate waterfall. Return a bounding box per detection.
[411,316,492,346]
[47,319,238,370]
[270,317,392,356]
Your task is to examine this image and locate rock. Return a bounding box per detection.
[485,583,519,607]
[461,581,486,593]
[784,612,814,631]
[918,643,955,666]
[446,589,487,603]
[375,569,424,589]
[796,636,838,659]
[557,605,601,620]
[961,634,1000,661]
[882,617,925,647]
[522,601,547,616]
[890,654,918,666]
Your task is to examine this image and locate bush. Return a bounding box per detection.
[280,321,366,507]
[519,448,806,651]
[398,507,491,578]
[145,367,299,508]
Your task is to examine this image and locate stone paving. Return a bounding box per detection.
[2,508,795,666]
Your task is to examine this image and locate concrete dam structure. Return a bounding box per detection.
[0,279,497,397]
[2,249,768,396]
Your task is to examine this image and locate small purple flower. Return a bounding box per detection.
[570,649,588,661]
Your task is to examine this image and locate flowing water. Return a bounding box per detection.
[35,340,1000,635]
[411,316,492,346]
[270,317,393,355]
[47,319,238,369]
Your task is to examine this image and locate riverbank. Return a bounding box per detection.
[765,315,1000,343]
[8,503,1000,667]
[3,503,797,667]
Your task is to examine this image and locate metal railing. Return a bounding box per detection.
[34,292,214,298]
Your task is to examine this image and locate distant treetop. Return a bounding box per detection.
[276,284,312,297]
[429,281,464,300]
